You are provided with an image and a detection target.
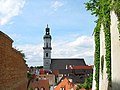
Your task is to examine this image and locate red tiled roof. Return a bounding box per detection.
[52,70,59,75]
[71,66,93,69]
[40,68,45,74]
[54,77,76,90]
[29,79,49,90]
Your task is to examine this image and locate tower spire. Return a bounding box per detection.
[46,24,50,35]
[47,24,48,28]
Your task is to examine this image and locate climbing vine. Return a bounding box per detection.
[85,0,115,89]
[85,0,120,89]
[94,21,100,90]
[102,0,112,83]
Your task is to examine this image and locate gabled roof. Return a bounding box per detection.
[54,77,75,90]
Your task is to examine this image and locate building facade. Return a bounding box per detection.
[29,79,50,90]
[0,31,27,90]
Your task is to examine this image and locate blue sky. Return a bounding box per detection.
[0,0,96,66]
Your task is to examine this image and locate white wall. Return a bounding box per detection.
[99,25,109,90]
[92,35,96,90]
[111,10,120,90]
[92,65,96,90]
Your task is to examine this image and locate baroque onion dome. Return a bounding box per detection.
[43,24,52,39]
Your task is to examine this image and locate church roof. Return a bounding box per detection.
[50,58,86,70]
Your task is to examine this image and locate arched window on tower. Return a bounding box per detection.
[49,43,50,47]
[46,53,48,57]
[46,43,48,47]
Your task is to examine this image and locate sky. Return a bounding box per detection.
[0,0,96,66]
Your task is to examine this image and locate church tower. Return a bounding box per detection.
[43,24,52,70]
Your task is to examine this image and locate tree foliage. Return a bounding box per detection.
[77,74,93,90]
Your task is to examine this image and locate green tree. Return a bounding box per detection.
[28,87,33,90]
[77,74,93,90]
[27,73,32,80]
[36,66,43,69]
[27,73,33,89]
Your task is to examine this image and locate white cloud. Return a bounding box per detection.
[10,33,24,42]
[52,35,94,65]
[15,44,43,67]
[15,35,94,66]
[0,0,25,25]
[51,0,63,11]
[68,36,93,47]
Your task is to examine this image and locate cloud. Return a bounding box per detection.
[52,35,94,65]
[0,0,25,25]
[51,0,64,11]
[68,36,93,48]
[10,33,24,42]
[15,35,94,66]
[15,44,43,67]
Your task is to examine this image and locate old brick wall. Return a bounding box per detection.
[0,31,27,90]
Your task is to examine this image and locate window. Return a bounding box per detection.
[34,87,39,90]
[60,88,65,90]
[40,87,45,90]
[46,53,48,57]
[46,43,48,47]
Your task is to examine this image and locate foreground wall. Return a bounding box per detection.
[111,11,120,90]
[0,31,27,90]
[92,25,109,90]
[92,10,120,90]
[99,25,109,90]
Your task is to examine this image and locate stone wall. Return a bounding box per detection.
[0,31,27,90]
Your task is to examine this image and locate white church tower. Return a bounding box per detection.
[43,24,52,70]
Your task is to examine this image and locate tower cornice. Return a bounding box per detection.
[43,47,52,50]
